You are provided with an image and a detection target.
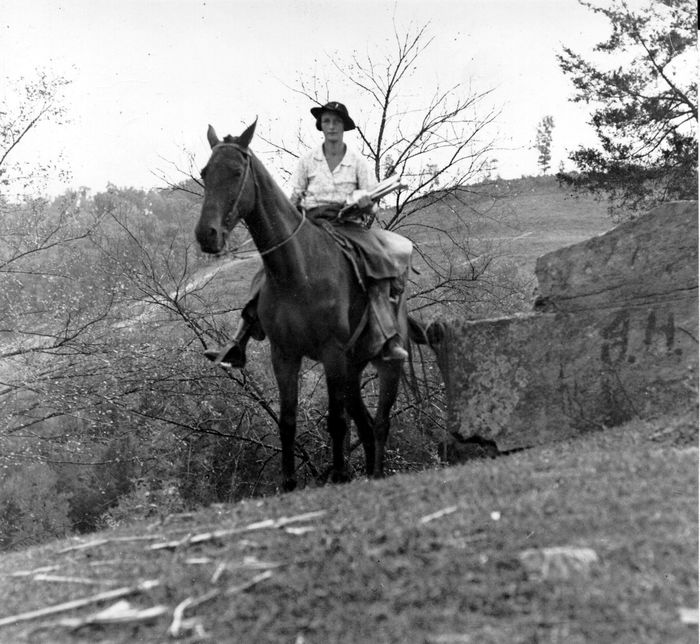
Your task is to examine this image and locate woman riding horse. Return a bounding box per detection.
[209,101,412,367]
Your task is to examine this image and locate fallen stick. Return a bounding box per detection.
[57,535,163,554]
[209,557,282,583]
[419,505,458,525]
[57,600,169,629]
[149,510,326,551]
[185,557,213,565]
[32,574,114,586]
[9,565,61,578]
[225,570,273,596]
[284,525,317,536]
[0,579,160,628]
[210,562,227,584]
[229,556,283,571]
[168,589,221,638]
[168,571,273,637]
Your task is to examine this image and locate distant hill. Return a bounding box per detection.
[398,175,613,278]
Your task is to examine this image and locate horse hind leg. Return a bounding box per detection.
[344,366,375,476]
[372,360,402,478]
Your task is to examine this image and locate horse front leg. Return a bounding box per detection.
[344,365,375,476]
[271,345,302,492]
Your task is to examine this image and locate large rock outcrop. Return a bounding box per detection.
[428,201,698,454]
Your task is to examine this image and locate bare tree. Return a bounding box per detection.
[272,24,500,231]
[0,70,72,194]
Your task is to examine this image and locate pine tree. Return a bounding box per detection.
[557,0,697,217]
[535,116,555,174]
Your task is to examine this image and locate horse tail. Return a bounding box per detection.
[402,314,431,399]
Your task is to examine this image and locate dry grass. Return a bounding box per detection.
[0,411,696,643]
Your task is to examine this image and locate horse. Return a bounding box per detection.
[195,120,425,491]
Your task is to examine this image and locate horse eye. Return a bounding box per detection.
[200,167,207,180]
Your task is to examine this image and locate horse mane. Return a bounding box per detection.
[226,138,298,214]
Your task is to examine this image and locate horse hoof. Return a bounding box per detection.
[221,345,246,368]
[282,478,297,493]
[203,345,246,368]
[330,469,351,484]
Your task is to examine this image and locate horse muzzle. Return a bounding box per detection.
[195,219,228,255]
[196,197,243,254]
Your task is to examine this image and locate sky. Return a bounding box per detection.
[2,0,611,196]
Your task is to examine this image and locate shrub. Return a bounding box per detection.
[55,435,139,533]
[99,479,186,529]
[0,463,71,550]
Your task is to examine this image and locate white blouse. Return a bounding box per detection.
[289,145,376,210]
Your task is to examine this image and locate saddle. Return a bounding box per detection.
[306,205,412,293]
[306,207,415,358]
[311,214,369,292]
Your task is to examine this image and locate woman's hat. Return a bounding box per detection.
[310,101,356,131]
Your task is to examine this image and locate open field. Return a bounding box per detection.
[398,177,613,274]
[0,410,696,643]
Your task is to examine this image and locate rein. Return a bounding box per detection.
[258,208,306,256]
[213,142,306,257]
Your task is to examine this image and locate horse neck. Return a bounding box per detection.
[245,156,309,284]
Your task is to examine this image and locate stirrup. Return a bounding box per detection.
[204,341,247,368]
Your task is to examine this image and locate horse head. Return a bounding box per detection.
[195,120,257,254]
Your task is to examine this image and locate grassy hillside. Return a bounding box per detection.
[0,411,695,643]
[399,176,613,274]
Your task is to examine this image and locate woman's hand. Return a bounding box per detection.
[347,189,373,210]
[356,193,373,209]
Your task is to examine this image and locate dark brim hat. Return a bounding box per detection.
[310,101,356,131]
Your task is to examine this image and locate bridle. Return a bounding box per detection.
[210,142,306,257]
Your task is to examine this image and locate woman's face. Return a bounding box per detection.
[320,112,344,144]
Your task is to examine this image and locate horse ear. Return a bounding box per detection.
[238,118,258,149]
[207,125,220,149]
